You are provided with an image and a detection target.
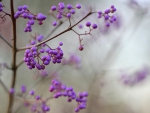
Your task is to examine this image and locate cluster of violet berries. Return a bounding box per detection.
[49,79,88,112]
[62,53,81,69]
[24,34,64,70]
[50,2,81,26]
[120,67,149,86]
[98,5,117,27]
[14,5,46,32]
[0,2,3,11]
[19,85,51,113]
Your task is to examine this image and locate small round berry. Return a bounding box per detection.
[9,88,15,94]
[22,5,28,10]
[86,22,91,27]
[67,4,72,10]
[104,9,110,14]
[28,20,34,25]
[51,6,57,11]
[92,24,98,29]
[44,106,50,111]
[104,14,109,20]
[98,11,102,15]
[67,13,71,18]
[0,2,3,7]
[59,2,65,9]
[29,90,34,95]
[70,9,75,14]
[79,45,84,51]
[31,46,37,51]
[21,85,26,93]
[106,22,110,27]
[36,95,41,100]
[59,42,63,46]
[52,21,57,26]
[74,108,79,112]
[14,14,19,19]
[76,4,81,9]
[49,85,55,92]
[111,5,114,8]
[98,14,102,18]
[22,13,28,19]
[57,14,62,19]
[78,24,83,29]
[18,6,22,11]
[83,92,88,97]
[38,21,43,25]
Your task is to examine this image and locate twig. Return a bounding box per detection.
[45,20,63,40]
[17,11,94,51]
[0,34,12,48]
[16,60,24,69]
[0,78,9,93]
[8,0,17,113]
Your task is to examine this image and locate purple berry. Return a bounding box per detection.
[22,5,28,10]
[52,21,57,26]
[67,4,72,10]
[76,4,81,9]
[67,13,71,18]
[92,24,98,29]
[86,22,91,27]
[18,6,22,11]
[79,45,84,51]
[29,90,34,95]
[51,6,57,11]
[70,9,75,14]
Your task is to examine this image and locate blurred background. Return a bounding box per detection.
[0,0,150,113]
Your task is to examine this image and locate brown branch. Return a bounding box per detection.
[16,60,24,69]
[8,0,17,113]
[45,20,63,40]
[17,11,93,52]
[0,78,9,93]
[0,34,12,48]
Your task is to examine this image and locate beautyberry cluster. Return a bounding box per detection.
[98,5,117,27]
[0,2,3,11]
[62,53,81,69]
[14,5,46,32]
[49,79,88,112]
[120,67,149,86]
[24,34,64,70]
[20,85,51,113]
[74,92,88,112]
[50,2,81,26]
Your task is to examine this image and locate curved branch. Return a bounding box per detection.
[0,34,12,48]
[17,11,94,52]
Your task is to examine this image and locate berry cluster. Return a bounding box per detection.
[98,5,117,27]
[120,67,149,86]
[49,79,88,112]
[50,2,81,26]
[24,34,64,70]
[14,5,46,32]
[0,2,3,11]
[85,22,98,29]
[62,53,81,69]
[75,92,88,112]
[20,85,51,113]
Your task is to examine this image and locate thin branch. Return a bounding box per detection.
[0,34,12,48]
[0,78,9,93]
[45,20,63,40]
[17,11,94,52]
[2,10,11,17]
[8,0,17,113]
[16,60,24,69]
